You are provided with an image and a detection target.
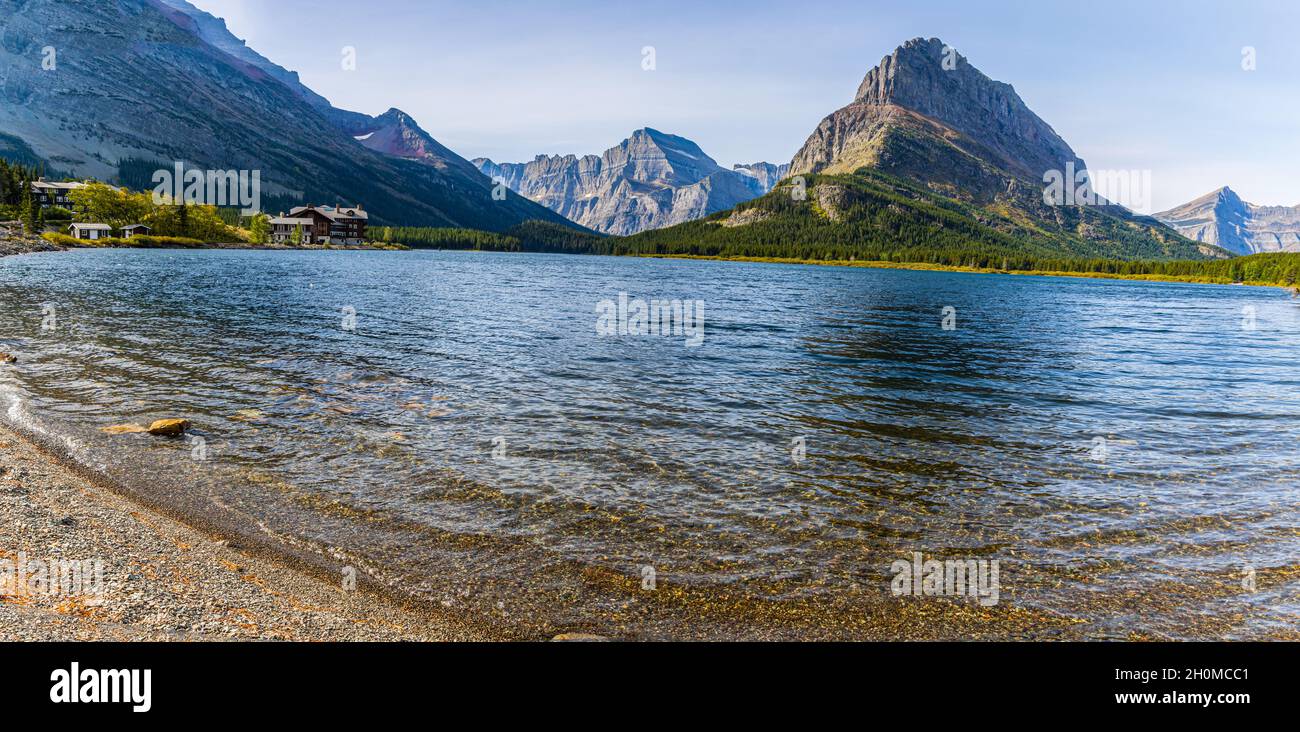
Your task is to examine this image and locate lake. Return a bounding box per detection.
[1,248,1296,639]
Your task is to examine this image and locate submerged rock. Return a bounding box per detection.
[0,353,16,364]
[102,424,148,435]
[147,419,191,437]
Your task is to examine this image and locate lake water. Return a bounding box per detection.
[1,248,1297,639]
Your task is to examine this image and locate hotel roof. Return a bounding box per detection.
[289,204,369,221]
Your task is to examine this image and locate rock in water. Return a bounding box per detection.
[147,419,191,437]
[102,424,149,435]
[0,353,16,364]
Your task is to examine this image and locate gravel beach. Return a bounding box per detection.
[0,423,494,641]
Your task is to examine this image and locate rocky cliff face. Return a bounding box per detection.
[0,0,573,231]
[474,129,784,235]
[790,37,1085,194]
[1155,187,1300,255]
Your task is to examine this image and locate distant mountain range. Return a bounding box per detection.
[0,0,575,231]
[474,130,788,235]
[622,38,1227,263]
[1155,187,1300,255]
[0,3,1268,259]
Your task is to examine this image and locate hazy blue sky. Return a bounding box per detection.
[192,0,1299,210]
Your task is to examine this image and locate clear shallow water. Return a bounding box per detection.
[1,248,1297,639]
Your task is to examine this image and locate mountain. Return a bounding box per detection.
[155,0,484,180]
[732,162,790,193]
[790,38,1083,189]
[0,0,575,231]
[473,129,786,235]
[620,38,1225,263]
[1155,187,1300,255]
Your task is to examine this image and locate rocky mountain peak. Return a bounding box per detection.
[377,108,410,122]
[1214,186,1243,204]
[606,128,723,186]
[854,37,953,104]
[792,37,1083,184]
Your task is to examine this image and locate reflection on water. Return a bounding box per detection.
[1,248,1297,639]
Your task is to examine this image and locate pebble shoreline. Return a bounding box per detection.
[0,423,493,641]
[0,237,64,259]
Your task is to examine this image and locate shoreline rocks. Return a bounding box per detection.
[101,424,149,435]
[0,236,65,258]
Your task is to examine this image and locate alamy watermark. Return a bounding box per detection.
[1043,162,1153,215]
[0,552,105,597]
[891,551,1000,607]
[596,293,705,347]
[151,163,262,216]
[50,663,151,713]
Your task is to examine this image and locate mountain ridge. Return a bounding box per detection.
[0,0,573,231]
[474,128,788,235]
[1156,186,1300,255]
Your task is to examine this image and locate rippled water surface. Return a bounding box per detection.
[2,249,1297,639]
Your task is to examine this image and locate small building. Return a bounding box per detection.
[268,216,315,245]
[68,223,112,241]
[32,179,88,209]
[119,224,152,239]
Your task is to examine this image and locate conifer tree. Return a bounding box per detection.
[20,183,38,235]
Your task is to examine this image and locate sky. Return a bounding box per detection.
[191,0,1300,211]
